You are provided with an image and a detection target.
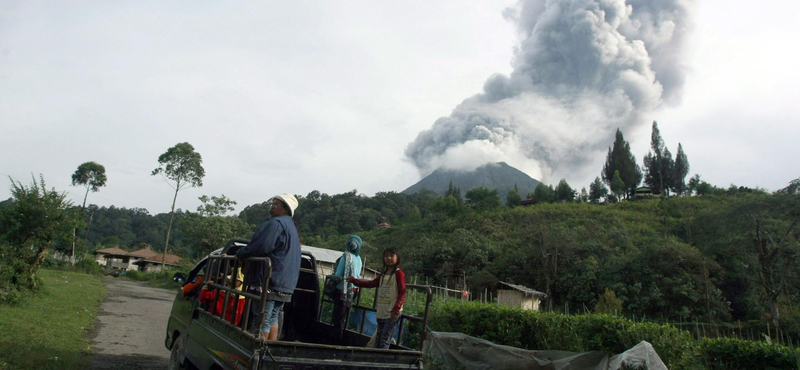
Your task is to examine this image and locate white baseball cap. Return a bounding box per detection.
[272,193,298,217]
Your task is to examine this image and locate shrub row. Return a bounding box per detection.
[42,257,104,276]
[427,302,800,369]
[427,301,695,368]
[699,337,800,370]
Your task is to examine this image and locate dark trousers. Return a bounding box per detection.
[331,290,352,344]
[375,318,398,349]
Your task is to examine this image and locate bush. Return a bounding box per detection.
[699,337,800,370]
[428,301,697,369]
[124,270,173,281]
[74,259,103,275]
[122,268,188,289]
[42,257,69,269]
[0,245,43,305]
[594,288,623,314]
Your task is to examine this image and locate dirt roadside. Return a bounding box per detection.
[88,277,177,370]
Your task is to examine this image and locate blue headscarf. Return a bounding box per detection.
[346,235,362,256]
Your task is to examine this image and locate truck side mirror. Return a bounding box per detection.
[173,272,187,285]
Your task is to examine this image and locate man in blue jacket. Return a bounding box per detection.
[236,193,300,341]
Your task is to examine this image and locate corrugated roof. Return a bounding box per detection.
[497,281,547,297]
[301,245,343,264]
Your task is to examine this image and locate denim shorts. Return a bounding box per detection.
[261,300,284,333]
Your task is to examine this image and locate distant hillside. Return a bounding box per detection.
[402,162,541,200]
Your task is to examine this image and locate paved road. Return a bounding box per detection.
[89,277,177,370]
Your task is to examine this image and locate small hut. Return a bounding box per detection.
[495,282,547,311]
[634,186,655,198]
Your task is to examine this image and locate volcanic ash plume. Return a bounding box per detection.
[405,0,693,183]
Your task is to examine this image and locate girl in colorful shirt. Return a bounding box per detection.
[348,248,406,349]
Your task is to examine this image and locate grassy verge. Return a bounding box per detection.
[0,269,106,370]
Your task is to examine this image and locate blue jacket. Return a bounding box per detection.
[236,216,300,294]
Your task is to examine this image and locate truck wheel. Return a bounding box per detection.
[169,335,189,370]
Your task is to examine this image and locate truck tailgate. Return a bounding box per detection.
[261,341,423,370]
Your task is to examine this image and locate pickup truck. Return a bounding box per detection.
[165,238,432,370]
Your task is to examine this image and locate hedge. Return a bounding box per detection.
[427,302,800,369]
[428,301,697,369]
[699,337,800,370]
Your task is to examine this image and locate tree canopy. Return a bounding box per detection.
[465,187,501,211]
[71,161,107,206]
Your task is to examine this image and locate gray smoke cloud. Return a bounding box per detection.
[405,0,693,183]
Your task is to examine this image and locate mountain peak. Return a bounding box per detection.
[402,162,541,199]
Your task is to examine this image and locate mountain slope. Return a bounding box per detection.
[402,162,541,200]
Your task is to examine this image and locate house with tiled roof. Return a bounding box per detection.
[133,255,182,272]
[93,246,182,272]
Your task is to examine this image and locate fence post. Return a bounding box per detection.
[767,321,771,342]
[695,319,700,339]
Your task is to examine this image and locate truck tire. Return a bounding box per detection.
[169,335,189,370]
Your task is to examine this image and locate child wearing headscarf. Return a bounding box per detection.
[330,235,363,344]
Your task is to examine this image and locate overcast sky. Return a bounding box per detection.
[1,0,798,215]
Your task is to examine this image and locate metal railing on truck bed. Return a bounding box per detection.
[199,251,320,339]
[201,250,432,351]
[199,254,271,340]
[320,276,433,350]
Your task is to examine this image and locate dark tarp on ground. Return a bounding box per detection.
[423,332,667,370]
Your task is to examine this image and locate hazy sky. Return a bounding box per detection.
[1,0,798,214]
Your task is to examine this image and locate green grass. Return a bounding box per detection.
[0,269,106,370]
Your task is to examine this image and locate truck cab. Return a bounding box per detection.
[165,238,431,370]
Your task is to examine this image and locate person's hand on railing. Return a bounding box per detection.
[346,276,356,283]
[390,311,400,322]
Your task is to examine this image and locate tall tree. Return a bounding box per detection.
[602,129,642,198]
[660,147,675,196]
[506,186,522,207]
[152,142,205,270]
[752,213,799,334]
[531,183,554,204]
[445,180,463,205]
[578,187,589,202]
[643,121,670,195]
[589,177,608,203]
[70,161,106,264]
[673,143,690,195]
[652,121,664,192]
[779,178,800,195]
[687,174,701,196]
[610,170,626,201]
[554,179,575,203]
